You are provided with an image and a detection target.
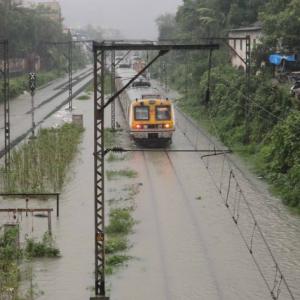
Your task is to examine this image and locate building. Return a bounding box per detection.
[228,22,262,70]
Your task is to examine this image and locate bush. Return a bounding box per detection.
[25,233,60,258]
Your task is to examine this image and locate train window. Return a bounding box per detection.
[134,106,149,120]
[156,106,171,120]
[132,81,151,88]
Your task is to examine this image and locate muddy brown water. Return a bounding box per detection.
[0,83,299,299]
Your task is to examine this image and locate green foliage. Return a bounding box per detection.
[105,207,136,274]
[259,112,300,207]
[25,233,60,258]
[105,237,127,254]
[76,94,90,100]
[0,69,64,103]
[105,255,131,275]
[0,3,86,71]
[260,0,300,49]
[106,169,138,180]
[0,123,84,193]
[106,208,135,235]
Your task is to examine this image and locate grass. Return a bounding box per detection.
[105,201,137,275]
[106,208,135,235]
[0,228,58,298]
[0,123,84,193]
[0,69,64,103]
[105,236,128,254]
[106,152,126,162]
[25,233,60,258]
[76,94,90,100]
[106,169,138,180]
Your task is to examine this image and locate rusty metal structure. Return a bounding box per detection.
[0,40,10,170]
[92,40,219,298]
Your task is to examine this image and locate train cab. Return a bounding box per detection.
[129,95,175,143]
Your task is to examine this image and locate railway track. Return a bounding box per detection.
[0,67,93,159]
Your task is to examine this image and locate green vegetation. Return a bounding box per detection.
[0,227,58,299]
[106,169,138,181]
[76,94,90,100]
[0,123,84,193]
[25,233,60,258]
[105,207,136,275]
[0,2,87,70]
[105,174,139,274]
[0,227,21,298]
[0,69,64,102]
[155,1,300,209]
[106,153,126,162]
[106,208,135,235]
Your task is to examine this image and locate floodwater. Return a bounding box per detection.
[0,78,299,299]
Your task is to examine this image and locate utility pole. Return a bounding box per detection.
[28,72,36,137]
[44,40,74,111]
[245,35,251,143]
[92,41,219,299]
[110,48,116,130]
[0,40,10,171]
[68,40,73,111]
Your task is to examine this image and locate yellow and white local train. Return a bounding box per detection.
[116,65,175,144]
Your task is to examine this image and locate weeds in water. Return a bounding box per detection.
[105,255,131,275]
[106,208,135,235]
[0,123,84,193]
[0,228,55,298]
[76,94,90,100]
[25,233,60,258]
[106,152,126,162]
[104,128,117,148]
[105,207,136,274]
[106,169,138,180]
[105,236,128,254]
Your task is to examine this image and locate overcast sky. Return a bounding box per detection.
[35,0,183,39]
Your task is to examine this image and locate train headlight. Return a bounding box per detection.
[135,124,142,129]
[164,123,170,129]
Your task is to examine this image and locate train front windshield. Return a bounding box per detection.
[135,106,149,120]
[156,106,171,120]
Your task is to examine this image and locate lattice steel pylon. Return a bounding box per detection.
[110,48,116,130]
[92,41,219,299]
[93,49,106,297]
[0,40,10,171]
[245,35,251,140]
[68,41,73,111]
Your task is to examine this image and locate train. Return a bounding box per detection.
[116,60,175,144]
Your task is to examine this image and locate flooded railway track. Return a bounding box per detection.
[0,67,93,159]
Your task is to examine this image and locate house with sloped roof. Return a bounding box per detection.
[228,22,262,70]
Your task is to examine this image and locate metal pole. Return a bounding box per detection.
[56,194,59,217]
[47,210,52,235]
[111,48,116,130]
[94,48,106,297]
[1,40,10,170]
[245,35,251,142]
[31,92,35,137]
[68,41,73,111]
[29,72,36,137]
